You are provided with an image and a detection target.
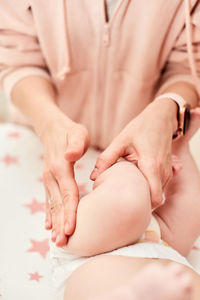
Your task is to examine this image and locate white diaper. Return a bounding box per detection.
[49,216,195,300]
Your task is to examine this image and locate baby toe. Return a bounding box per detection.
[167,263,185,276]
[180,273,193,293]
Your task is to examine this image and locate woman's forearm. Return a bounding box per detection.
[11,76,90,247]
[11,76,71,140]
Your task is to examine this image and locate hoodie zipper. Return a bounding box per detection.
[102,0,124,47]
[96,0,124,145]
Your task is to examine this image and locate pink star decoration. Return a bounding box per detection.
[27,239,49,259]
[7,132,21,138]
[29,272,43,282]
[24,198,45,214]
[38,177,43,183]
[39,154,44,161]
[75,163,83,170]
[192,245,200,251]
[1,154,18,166]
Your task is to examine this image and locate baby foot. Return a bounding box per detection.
[92,263,193,300]
[128,263,193,300]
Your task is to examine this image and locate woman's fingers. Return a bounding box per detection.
[43,160,79,247]
[65,135,86,162]
[162,154,173,189]
[137,157,164,209]
[138,153,175,208]
[43,169,68,247]
[90,139,125,180]
[65,125,90,162]
[42,121,89,247]
[44,189,52,230]
[56,162,79,236]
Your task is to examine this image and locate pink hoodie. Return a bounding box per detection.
[0,0,199,149]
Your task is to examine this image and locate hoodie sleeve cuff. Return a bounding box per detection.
[2,67,52,100]
[156,74,196,94]
[156,74,200,106]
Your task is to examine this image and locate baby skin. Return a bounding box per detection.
[63,109,200,256]
[64,144,200,258]
[92,263,193,300]
[62,109,200,299]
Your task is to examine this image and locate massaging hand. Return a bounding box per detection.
[42,115,89,246]
[90,100,178,209]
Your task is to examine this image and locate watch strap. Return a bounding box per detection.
[154,93,186,107]
[154,92,190,139]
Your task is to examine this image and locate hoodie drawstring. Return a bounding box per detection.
[184,0,200,97]
[55,0,71,80]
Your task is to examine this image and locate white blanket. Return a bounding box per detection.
[0,123,199,299]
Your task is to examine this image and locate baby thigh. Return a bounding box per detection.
[154,145,200,256]
[64,255,200,300]
[65,160,152,257]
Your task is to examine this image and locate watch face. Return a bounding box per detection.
[183,105,191,135]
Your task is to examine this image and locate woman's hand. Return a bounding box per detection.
[41,114,90,247]
[90,100,178,209]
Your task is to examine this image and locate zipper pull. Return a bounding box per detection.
[103,24,110,47]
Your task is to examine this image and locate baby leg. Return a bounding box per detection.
[92,263,193,300]
[154,110,200,256]
[64,255,199,300]
[64,160,152,257]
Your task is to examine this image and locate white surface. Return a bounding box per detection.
[0,123,199,299]
[0,92,8,121]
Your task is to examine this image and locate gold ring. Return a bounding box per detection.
[48,197,54,210]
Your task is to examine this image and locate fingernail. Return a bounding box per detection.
[56,234,61,244]
[45,220,49,227]
[162,193,166,205]
[52,230,57,241]
[65,222,70,234]
[90,167,98,179]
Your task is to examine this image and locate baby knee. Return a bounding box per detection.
[95,161,151,221]
[105,170,151,234]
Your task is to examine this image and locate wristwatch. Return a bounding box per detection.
[154,93,191,138]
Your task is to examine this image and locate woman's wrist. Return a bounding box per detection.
[11,76,72,141]
[35,106,72,142]
[151,98,178,135]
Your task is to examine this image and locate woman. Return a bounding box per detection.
[0,0,200,299]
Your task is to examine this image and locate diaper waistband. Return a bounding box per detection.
[138,215,162,244]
